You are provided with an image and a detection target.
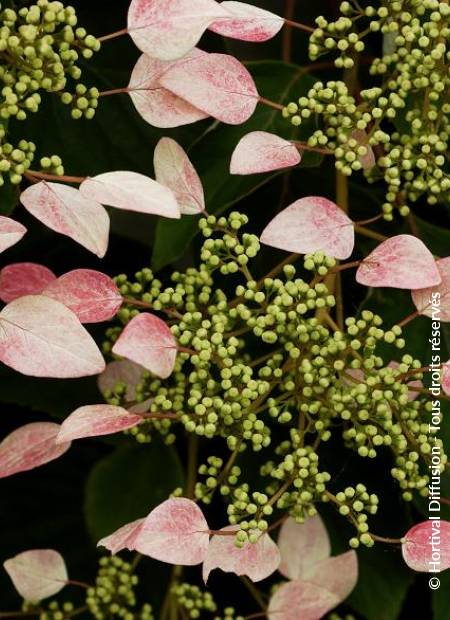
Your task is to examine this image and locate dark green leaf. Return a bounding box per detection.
[432,570,450,619]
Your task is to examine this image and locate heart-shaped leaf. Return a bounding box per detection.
[97,360,146,403]
[230,131,300,175]
[0,295,105,378]
[209,1,284,42]
[43,269,123,324]
[203,526,280,583]
[402,521,450,572]
[412,257,450,321]
[3,549,68,603]
[154,137,205,214]
[20,182,109,258]
[278,516,331,581]
[160,52,259,125]
[57,405,143,443]
[97,518,146,555]
[127,0,229,61]
[268,579,340,620]
[134,498,210,565]
[0,263,56,303]
[0,422,71,479]
[261,196,354,260]
[0,216,27,254]
[112,312,177,380]
[128,51,209,129]
[80,171,180,218]
[356,235,441,289]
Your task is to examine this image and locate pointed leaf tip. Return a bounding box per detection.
[98,518,146,555]
[4,549,68,603]
[230,131,300,175]
[112,312,177,379]
[0,262,56,303]
[261,196,354,260]
[209,2,284,42]
[356,235,441,289]
[0,216,27,254]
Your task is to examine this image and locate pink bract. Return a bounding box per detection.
[0,295,105,378]
[0,216,27,254]
[20,182,109,258]
[80,171,180,219]
[98,518,146,555]
[112,312,177,380]
[56,405,143,443]
[412,257,450,321]
[154,137,205,214]
[356,235,441,289]
[3,549,68,603]
[402,520,450,572]
[0,262,56,303]
[0,422,71,479]
[134,498,210,565]
[127,0,229,61]
[278,516,331,581]
[209,2,284,42]
[43,269,122,324]
[128,51,209,129]
[267,580,340,620]
[97,360,146,402]
[230,131,301,175]
[203,526,280,583]
[160,52,259,125]
[260,196,355,260]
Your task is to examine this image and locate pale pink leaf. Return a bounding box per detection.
[402,520,450,572]
[278,516,331,581]
[3,549,68,603]
[261,196,354,260]
[160,52,259,125]
[0,295,105,378]
[0,422,71,479]
[128,0,229,61]
[43,269,122,324]
[154,137,205,215]
[303,550,358,604]
[230,131,300,175]
[129,398,154,414]
[57,405,143,444]
[134,498,210,565]
[268,580,340,620]
[128,52,209,129]
[98,518,146,555]
[351,129,376,170]
[412,257,450,322]
[442,361,450,396]
[112,312,177,380]
[388,361,422,401]
[0,216,27,254]
[20,182,109,258]
[97,360,146,402]
[80,171,180,219]
[356,235,441,290]
[0,263,56,303]
[203,526,280,583]
[209,1,284,42]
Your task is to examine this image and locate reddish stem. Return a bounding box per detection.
[98,28,129,42]
[24,170,86,184]
[292,140,333,156]
[99,87,130,97]
[397,310,420,328]
[258,96,284,111]
[354,214,384,226]
[140,411,178,421]
[284,18,315,33]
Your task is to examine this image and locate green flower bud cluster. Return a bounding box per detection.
[303,252,337,277]
[172,583,217,618]
[39,601,74,620]
[61,84,99,120]
[327,614,357,620]
[214,608,244,620]
[332,484,379,548]
[0,127,35,185]
[39,153,64,176]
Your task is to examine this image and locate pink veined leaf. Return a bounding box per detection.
[209,1,284,42]
[56,405,143,444]
[278,516,331,581]
[388,361,422,401]
[351,129,376,170]
[0,216,27,254]
[3,549,68,603]
[356,235,441,290]
[112,312,177,380]
[134,498,210,565]
[43,269,123,324]
[0,295,105,378]
[97,518,146,555]
[267,580,340,620]
[97,360,146,403]
[412,257,450,322]
[160,52,259,125]
[80,171,180,219]
[203,526,280,583]
[128,51,209,129]
[154,137,205,215]
[0,422,71,479]
[20,182,109,258]
[127,0,229,61]
[260,196,355,260]
[302,550,358,604]
[0,262,56,303]
[402,520,450,572]
[442,361,450,396]
[230,131,301,175]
